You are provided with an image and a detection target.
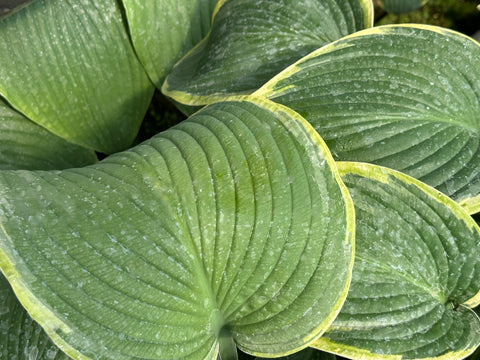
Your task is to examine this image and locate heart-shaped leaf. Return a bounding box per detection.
[0,275,70,360]
[122,0,219,87]
[0,97,354,359]
[312,162,480,359]
[162,0,373,105]
[0,97,97,170]
[381,0,427,15]
[0,0,154,154]
[257,25,480,212]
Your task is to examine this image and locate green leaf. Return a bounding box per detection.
[162,0,373,105]
[0,0,154,154]
[0,275,70,360]
[0,97,97,170]
[313,162,480,359]
[257,24,480,209]
[381,0,427,15]
[0,93,95,360]
[123,0,219,87]
[0,97,354,359]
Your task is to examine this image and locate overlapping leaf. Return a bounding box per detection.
[162,0,373,105]
[0,275,70,360]
[257,25,480,211]
[312,162,480,359]
[0,97,97,170]
[0,0,154,154]
[0,97,354,359]
[123,0,219,87]
[0,94,97,360]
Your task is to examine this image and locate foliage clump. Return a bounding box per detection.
[0,1,480,360]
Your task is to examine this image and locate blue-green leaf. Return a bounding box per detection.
[0,0,154,153]
[123,0,219,87]
[0,97,354,359]
[257,25,480,211]
[313,162,480,360]
[0,275,70,360]
[0,97,97,170]
[163,0,373,105]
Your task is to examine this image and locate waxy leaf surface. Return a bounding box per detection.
[258,25,480,211]
[163,0,373,105]
[0,94,95,360]
[313,162,480,359]
[0,98,354,359]
[0,275,70,360]
[0,97,97,170]
[0,0,154,154]
[123,0,219,87]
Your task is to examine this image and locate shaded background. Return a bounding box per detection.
[0,0,32,17]
[375,0,480,40]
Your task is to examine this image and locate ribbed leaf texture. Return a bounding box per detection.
[163,0,373,105]
[313,162,480,360]
[123,0,219,87]
[258,25,480,211]
[0,0,154,153]
[0,97,354,359]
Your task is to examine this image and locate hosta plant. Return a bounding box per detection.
[0,0,479,360]
[167,23,480,214]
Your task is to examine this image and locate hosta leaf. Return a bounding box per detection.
[0,93,94,360]
[0,97,97,170]
[0,275,70,360]
[313,162,480,359]
[381,0,427,15]
[257,24,480,210]
[0,0,154,154]
[123,0,219,87]
[0,97,354,359]
[162,0,373,105]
